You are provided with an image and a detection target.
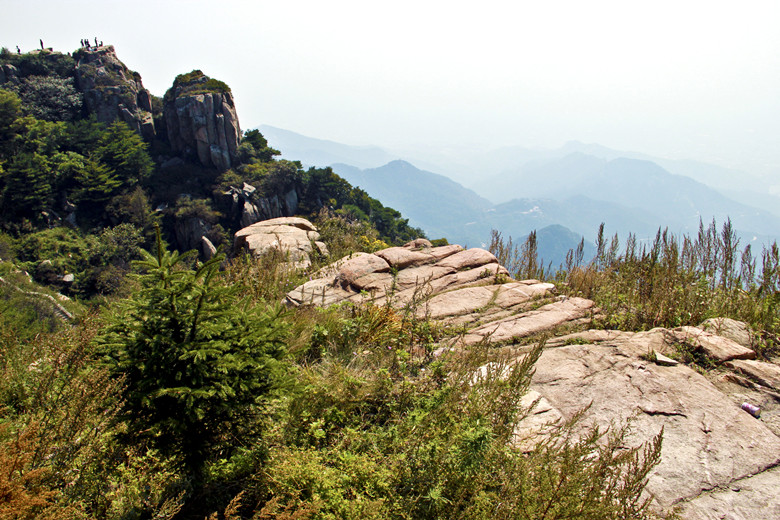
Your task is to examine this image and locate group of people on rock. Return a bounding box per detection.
[12,37,103,54]
[80,37,103,50]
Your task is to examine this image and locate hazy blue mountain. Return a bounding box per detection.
[483,195,658,243]
[557,141,766,194]
[479,154,780,241]
[259,126,776,216]
[331,159,597,266]
[330,160,493,245]
[468,140,767,200]
[536,225,598,269]
[259,125,399,169]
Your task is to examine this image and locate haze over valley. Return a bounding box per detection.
[260,124,780,267]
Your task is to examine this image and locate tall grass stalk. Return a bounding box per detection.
[490,220,780,352]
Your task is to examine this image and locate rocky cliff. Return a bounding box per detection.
[74,45,155,139]
[163,70,240,171]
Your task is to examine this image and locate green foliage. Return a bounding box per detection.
[7,75,83,121]
[0,115,65,221]
[0,266,78,341]
[14,225,143,297]
[1,150,55,217]
[251,339,662,519]
[62,116,107,155]
[0,88,22,151]
[98,234,289,474]
[0,49,76,79]
[164,70,231,103]
[105,186,159,245]
[94,120,154,188]
[314,208,389,257]
[72,154,122,205]
[238,129,280,164]
[0,317,123,518]
[103,448,187,520]
[0,110,151,230]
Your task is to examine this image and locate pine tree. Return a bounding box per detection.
[99,230,288,474]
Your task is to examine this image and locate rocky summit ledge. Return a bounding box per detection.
[282,233,780,519]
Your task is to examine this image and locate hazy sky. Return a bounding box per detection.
[4,0,780,179]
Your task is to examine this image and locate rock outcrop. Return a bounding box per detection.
[0,63,19,86]
[163,70,240,171]
[220,182,299,227]
[519,329,780,516]
[287,240,780,519]
[74,46,155,139]
[234,217,327,269]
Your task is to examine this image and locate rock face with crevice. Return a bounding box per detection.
[286,238,780,519]
[163,70,240,171]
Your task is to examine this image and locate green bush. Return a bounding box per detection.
[164,70,231,103]
[97,234,289,475]
[8,75,83,121]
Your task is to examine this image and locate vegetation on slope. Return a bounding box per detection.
[491,221,780,357]
[0,229,665,518]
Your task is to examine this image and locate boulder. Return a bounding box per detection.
[285,242,526,312]
[456,297,595,345]
[725,359,780,391]
[234,217,324,269]
[201,236,217,260]
[700,317,754,348]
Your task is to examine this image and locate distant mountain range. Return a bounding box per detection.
[329,160,492,244]
[260,125,400,170]
[258,125,780,267]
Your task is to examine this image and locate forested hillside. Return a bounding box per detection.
[0,46,422,301]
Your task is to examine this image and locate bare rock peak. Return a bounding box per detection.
[163,70,241,171]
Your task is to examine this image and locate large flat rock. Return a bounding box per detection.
[235,217,325,268]
[285,243,550,319]
[458,297,595,346]
[528,340,780,510]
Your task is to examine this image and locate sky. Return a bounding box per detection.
[4,0,780,181]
